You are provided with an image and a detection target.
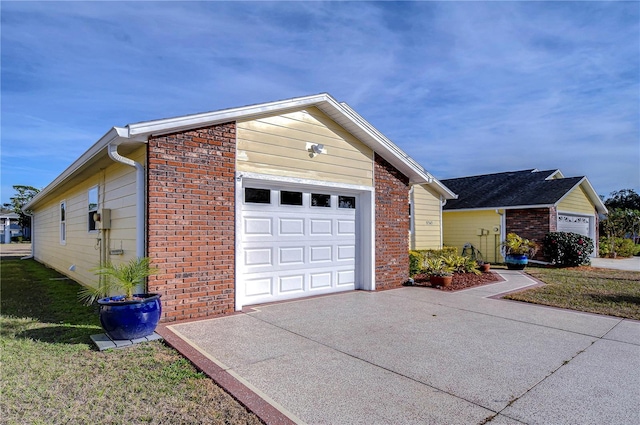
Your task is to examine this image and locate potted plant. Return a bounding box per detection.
[501,232,538,270]
[461,243,490,272]
[80,257,161,340]
[424,257,454,287]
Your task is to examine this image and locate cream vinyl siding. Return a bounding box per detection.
[411,184,442,250]
[443,210,503,263]
[236,107,374,186]
[557,186,595,215]
[32,147,144,289]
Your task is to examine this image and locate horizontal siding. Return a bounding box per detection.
[411,184,442,250]
[557,186,595,215]
[237,107,374,186]
[32,147,144,289]
[443,210,503,263]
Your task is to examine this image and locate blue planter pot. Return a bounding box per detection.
[98,294,161,340]
[505,254,528,270]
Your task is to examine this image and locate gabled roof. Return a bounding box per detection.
[441,169,607,214]
[26,93,455,210]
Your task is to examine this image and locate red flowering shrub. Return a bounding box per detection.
[543,232,594,267]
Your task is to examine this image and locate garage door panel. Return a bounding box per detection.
[244,216,273,236]
[279,246,305,265]
[310,246,332,262]
[279,275,305,293]
[337,245,356,261]
[310,219,332,235]
[279,218,304,236]
[244,248,273,267]
[245,277,273,297]
[337,219,356,235]
[337,270,355,285]
[310,272,332,289]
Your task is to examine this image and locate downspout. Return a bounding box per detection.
[107,142,145,260]
[440,196,447,248]
[496,209,505,262]
[22,212,34,260]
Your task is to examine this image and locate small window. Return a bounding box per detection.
[245,188,271,204]
[281,191,303,206]
[60,201,66,245]
[311,193,331,207]
[338,196,356,209]
[88,186,99,232]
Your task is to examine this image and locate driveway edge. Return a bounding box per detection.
[156,323,297,425]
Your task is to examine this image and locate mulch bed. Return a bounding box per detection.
[411,271,503,291]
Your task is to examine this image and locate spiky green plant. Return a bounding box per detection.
[501,232,538,257]
[423,257,454,277]
[79,257,158,305]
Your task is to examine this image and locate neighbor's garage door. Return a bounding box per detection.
[557,214,590,237]
[240,186,358,306]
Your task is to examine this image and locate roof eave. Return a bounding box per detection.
[24,127,146,211]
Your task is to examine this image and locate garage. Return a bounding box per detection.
[237,182,366,307]
[557,214,591,238]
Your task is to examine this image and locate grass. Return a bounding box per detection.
[0,258,261,425]
[505,266,640,320]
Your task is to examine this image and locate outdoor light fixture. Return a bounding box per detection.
[307,143,326,157]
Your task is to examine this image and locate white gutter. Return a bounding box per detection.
[107,139,146,259]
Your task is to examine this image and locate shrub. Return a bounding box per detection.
[409,251,423,277]
[599,237,640,258]
[409,247,458,277]
[543,232,594,267]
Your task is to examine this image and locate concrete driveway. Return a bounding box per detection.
[159,271,640,425]
[591,256,640,271]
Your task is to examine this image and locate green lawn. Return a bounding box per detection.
[505,266,640,320]
[0,258,261,425]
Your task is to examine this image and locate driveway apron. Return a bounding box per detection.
[162,271,640,425]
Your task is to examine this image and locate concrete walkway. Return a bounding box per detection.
[160,271,640,425]
[591,256,640,271]
[0,242,32,258]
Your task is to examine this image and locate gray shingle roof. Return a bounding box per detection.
[441,169,584,210]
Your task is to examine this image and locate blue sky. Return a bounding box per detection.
[2,1,638,205]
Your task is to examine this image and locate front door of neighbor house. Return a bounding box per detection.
[239,185,358,306]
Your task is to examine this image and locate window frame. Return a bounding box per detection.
[88,186,99,232]
[60,200,67,245]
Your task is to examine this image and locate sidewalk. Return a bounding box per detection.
[0,243,32,259]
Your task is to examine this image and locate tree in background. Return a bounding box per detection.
[2,185,40,240]
[600,189,640,257]
[604,189,640,210]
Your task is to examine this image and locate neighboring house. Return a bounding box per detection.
[437,169,607,262]
[25,93,455,322]
[0,211,21,243]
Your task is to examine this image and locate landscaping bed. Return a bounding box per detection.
[412,271,503,291]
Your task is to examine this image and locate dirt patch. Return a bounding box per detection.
[411,271,503,291]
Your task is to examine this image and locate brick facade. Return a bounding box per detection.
[374,153,410,289]
[506,208,553,260]
[147,123,236,322]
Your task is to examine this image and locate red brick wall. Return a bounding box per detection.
[147,123,236,322]
[506,208,552,260]
[374,153,410,289]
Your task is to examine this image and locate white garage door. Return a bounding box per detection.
[557,214,591,237]
[239,186,358,306]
